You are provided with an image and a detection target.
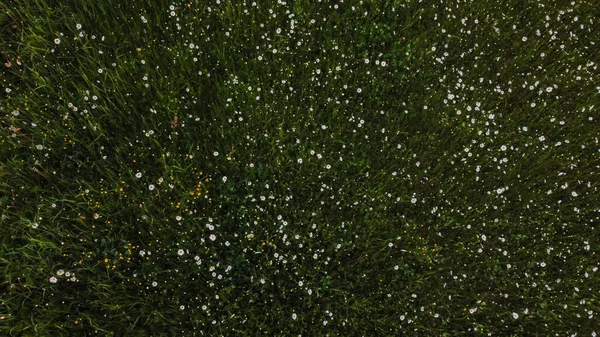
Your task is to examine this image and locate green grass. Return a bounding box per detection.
[1,0,599,335]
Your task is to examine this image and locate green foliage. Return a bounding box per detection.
[1,0,599,336]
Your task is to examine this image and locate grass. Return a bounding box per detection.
[1,0,599,335]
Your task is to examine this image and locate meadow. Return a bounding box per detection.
[1,0,599,335]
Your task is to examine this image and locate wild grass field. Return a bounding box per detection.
[1,0,599,335]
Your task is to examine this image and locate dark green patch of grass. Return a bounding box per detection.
[1,0,599,335]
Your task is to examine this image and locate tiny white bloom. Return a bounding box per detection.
[178,249,184,256]
[297,158,303,164]
[210,234,216,241]
[49,276,58,283]
[222,176,227,182]
[512,312,519,319]
[180,305,185,310]
[54,38,61,44]
[152,281,158,287]
[135,172,142,178]
[148,184,155,191]
[98,68,103,74]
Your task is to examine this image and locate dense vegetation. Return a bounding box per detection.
[1,0,599,335]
